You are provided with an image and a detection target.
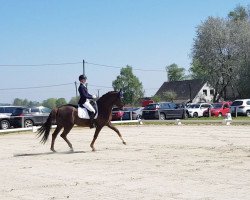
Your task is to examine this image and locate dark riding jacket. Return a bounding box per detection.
[78,83,93,105]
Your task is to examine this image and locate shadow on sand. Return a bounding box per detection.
[13,150,86,157]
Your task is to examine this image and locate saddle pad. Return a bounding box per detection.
[78,107,98,119]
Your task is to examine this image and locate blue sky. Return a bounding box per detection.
[0,0,249,104]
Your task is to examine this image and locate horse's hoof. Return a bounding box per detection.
[69,148,74,152]
[123,142,127,145]
[51,149,56,153]
[92,148,96,152]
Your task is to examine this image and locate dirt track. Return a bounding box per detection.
[0,125,250,200]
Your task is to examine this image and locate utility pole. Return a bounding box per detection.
[74,81,78,97]
[83,59,88,89]
[83,59,85,76]
[97,89,100,98]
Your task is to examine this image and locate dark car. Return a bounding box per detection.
[0,106,23,129]
[111,107,124,121]
[10,106,51,128]
[142,102,188,120]
[122,107,144,120]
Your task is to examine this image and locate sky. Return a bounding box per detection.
[0,0,249,104]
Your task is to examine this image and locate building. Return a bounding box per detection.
[155,79,215,103]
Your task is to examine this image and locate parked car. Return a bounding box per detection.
[187,103,212,118]
[111,107,124,121]
[0,106,23,116]
[0,106,23,129]
[122,107,144,120]
[142,102,188,120]
[230,99,250,117]
[203,102,232,117]
[10,106,51,128]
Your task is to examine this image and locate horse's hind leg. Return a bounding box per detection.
[107,122,126,145]
[60,125,74,152]
[50,125,63,152]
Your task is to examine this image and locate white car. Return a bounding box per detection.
[230,99,250,117]
[187,103,211,118]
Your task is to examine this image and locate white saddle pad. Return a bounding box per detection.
[78,107,98,119]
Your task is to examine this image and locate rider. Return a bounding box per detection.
[78,75,97,128]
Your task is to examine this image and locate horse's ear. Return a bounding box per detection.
[118,90,124,98]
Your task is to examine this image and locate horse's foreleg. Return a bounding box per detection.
[107,122,126,145]
[60,125,74,152]
[90,126,103,151]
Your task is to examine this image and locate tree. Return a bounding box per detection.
[151,95,161,103]
[192,16,244,101]
[56,98,67,107]
[69,96,80,105]
[228,5,249,22]
[13,98,39,107]
[42,98,57,109]
[191,5,250,100]
[189,59,208,80]
[162,91,177,102]
[13,98,23,106]
[112,65,144,105]
[166,63,185,81]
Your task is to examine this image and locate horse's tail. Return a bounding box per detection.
[37,108,58,144]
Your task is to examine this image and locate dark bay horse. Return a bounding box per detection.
[37,91,126,152]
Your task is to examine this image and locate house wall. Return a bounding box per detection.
[192,83,214,103]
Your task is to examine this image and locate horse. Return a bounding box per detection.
[37,91,126,152]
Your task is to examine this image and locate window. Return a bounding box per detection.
[42,107,51,113]
[247,101,250,105]
[0,107,4,113]
[210,89,214,95]
[5,107,16,113]
[168,103,176,109]
[161,103,170,109]
[203,90,207,96]
[231,101,243,106]
[31,108,40,113]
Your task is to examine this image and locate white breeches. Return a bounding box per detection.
[83,100,95,113]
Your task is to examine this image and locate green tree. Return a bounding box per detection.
[189,59,208,80]
[191,5,250,100]
[27,101,40,107]
[228,5,249,21]
[151,95,161,103]
[192,16,245,101]
[162,91,177,102]
[13,98,23,106]
[166,63,185,81]
[42,98,57,109]
[112,65,144,105]
[56,98,67,107]
[69,96,80,105]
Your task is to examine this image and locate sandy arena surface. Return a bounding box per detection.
[0,125,250,200]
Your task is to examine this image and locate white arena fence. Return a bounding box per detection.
[0,111,142,134]
[1,111,249,134]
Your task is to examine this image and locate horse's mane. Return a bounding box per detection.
[97,91,118,103]
[59,104,78,109]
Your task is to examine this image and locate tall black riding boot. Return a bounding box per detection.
[89,112,96,129]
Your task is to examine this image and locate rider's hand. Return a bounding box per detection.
[92,95,97,99]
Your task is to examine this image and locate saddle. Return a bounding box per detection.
[78,101,98,119]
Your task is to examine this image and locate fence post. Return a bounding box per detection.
[21,116,24,128]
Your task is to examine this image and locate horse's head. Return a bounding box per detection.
[114,90,124,109]
[97,90,124,110]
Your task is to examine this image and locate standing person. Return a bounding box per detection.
[78,75,96,128]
